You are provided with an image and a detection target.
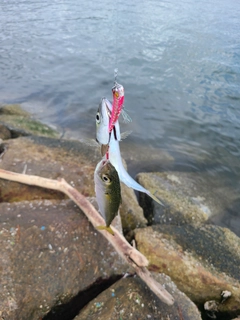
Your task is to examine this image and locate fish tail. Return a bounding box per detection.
[96,225,115,235]
[148,190,165,207]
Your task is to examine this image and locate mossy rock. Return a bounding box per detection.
[0,104,59,138]
[0,104,30,116]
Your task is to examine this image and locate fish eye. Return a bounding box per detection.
[96,112,100,124]
[102,174,111,183]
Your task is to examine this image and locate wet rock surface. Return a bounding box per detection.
[75,274,202,320]
[137,171,237,226]
[0,199,130,319]
[135,225,240,318]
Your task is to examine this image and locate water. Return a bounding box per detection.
[1,0,240,235]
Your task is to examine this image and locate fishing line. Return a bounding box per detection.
[111,0,120,84]
[114,68,118,83]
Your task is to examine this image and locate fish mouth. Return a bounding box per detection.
[102,98,111,117]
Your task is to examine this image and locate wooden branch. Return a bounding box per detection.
[0,168,174,305]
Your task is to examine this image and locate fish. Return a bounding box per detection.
[106,129,164,206]
[96,98,121,156]
[109,82,125,133]
[94,159,121,235]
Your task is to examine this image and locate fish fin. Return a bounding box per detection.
[148,190,165,207]
[96,225,115,235]
[101,144,109,157]
[120,130,133,140]
[121,109,132,123]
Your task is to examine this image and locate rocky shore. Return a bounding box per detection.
[0,104,239,320]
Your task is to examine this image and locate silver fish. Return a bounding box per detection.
[94,159,121,235]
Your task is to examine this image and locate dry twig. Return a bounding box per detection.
[0,168,174,305]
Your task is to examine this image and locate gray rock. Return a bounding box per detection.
[75,274,202,320]
[136,171,236,226]
[134,225,240,316]
[0,199,130,319]
[0,135,99,202]
[120,183,147,235]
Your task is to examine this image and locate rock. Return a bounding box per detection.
[211,196,240,239]
[120,183,147,235]
[0,135,99,202]
[0,104,59,138]
[0,199,130,319]
[0,135,147,233]
[136,171,235,226]
[75,274,202,320]
[0,124,11,140]
[134,225,240,317]
[0,104,30,116]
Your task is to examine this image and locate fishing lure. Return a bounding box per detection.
[108,81,125,133]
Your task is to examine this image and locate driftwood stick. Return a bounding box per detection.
[137,266,174,305]
[0,169,147,267]
[0,168,174,305]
